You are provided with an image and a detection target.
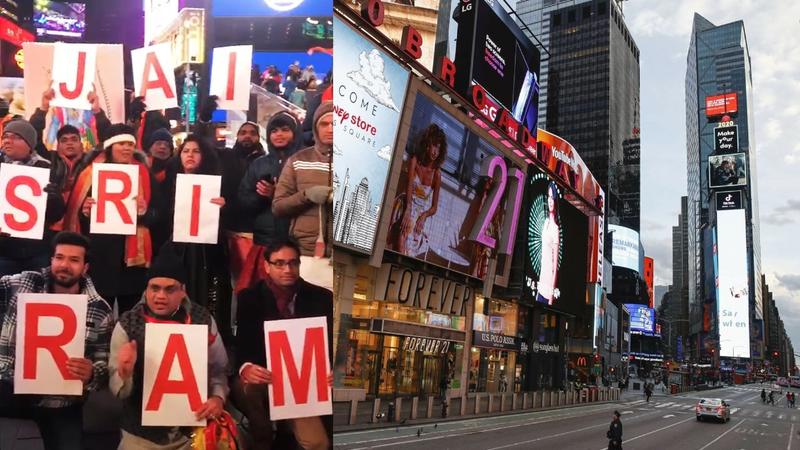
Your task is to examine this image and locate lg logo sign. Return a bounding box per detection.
[265,0,305,11]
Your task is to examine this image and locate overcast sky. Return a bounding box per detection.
[623,0,800,351]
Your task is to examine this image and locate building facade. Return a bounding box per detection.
[520,0,640,231]
[685,14,763,367]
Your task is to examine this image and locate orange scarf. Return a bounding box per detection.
[64,152,153,267]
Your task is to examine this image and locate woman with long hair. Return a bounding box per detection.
[397,123,447,255]
[537,181,560,305]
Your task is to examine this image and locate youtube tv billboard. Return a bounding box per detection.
[705,93,738,117]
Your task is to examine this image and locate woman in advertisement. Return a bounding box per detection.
[394,123,447,255]
[538,181,561,305]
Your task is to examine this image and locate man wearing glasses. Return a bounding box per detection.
[233,238,332,450]
[0,119,65,276]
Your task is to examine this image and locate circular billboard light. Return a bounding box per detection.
[264,0,304,12]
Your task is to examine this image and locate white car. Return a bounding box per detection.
[777,377,790,387]
[695,398,731,422]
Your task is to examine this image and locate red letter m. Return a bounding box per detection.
[268,327,328,407]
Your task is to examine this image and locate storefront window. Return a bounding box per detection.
[488,298,518,336]
[342,328,380,390]
[537,311,560,343]
[470,348,516,393]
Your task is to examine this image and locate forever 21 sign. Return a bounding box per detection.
[374,263,473,316]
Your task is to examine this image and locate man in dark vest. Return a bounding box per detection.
[233,238,332,450]
[108,250,230,449]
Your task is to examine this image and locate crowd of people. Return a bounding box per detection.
[254,63,331,110]
[0,85,334,449]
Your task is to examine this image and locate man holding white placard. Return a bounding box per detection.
[109,250,229,449]
[233,238,332,449]
[0,119,66,277]
[0,232,112,450]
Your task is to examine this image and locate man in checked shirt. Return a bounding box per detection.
[0,231,113,450]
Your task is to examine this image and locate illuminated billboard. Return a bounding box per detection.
[644,256,654,308]
[385,89,525,278]
[451,0,541,132]
[519,171,589,309]
[709,153,747,189]
[625,303,657,336]
[609,225,640,272]
[212,0,331,17]
[332,17,410,253]
[34,1,85,39]
[716,207,750,358]
[705,93,738,117]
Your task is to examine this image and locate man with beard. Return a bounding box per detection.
[0,231,113,450]
[197,96,266,288]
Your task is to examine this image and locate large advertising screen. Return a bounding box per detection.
[709,153,747,188]
[705,93,738,117]
[609,225,640,272]
[716,208,750,358]
[519,172,589,309]
[212,0,331,17]
[34,1,85,39]
[332,17,410,253]
[626,303,657,336]
[384,90,523,278]
[451,0,540,132]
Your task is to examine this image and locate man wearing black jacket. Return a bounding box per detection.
[607,410,623,449]
[233,238,332,450]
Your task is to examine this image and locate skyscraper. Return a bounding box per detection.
[519,0,641,231]
[685,14,762,362]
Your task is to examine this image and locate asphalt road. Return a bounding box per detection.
[333,384,800,450]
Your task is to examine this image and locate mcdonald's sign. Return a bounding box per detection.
[577,356,587,367]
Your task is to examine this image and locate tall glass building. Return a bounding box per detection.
[518,0,640,231]
[685,14,763,363]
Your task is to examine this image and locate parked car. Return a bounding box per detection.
[789,376,800,388]
[696,398,731,423]
[777,377,790,387]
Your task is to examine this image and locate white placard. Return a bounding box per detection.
[173,174,221,244]
[131,43,178,111]
[264,316,332,420]
[209,45,253,111]
[90,163,139,235]
[14,293,88,395]
[0,164,51,239]
[142,323,208,427]
[50,43,97,111]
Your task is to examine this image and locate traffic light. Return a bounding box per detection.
[774,351,780,357]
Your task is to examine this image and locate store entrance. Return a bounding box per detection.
[420,356,442,397]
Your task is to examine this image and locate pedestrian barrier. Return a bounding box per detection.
[338,388,621,427]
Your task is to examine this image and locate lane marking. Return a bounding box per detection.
[655,402,674,408]
[663,414,675,418]
[697,418,747,450]
[594,415,696,450]
[788,423,794,450]
[486,422,609,450]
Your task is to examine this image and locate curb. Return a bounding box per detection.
[334,400,618,433]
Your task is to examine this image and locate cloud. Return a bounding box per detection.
[347,49,399,111]
[776,273,800,292]
[333,144,343,156]
[377,145,392,160]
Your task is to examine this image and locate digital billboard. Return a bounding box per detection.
[212,0,331,17]
[716,191,743,211]
[519,171,589,309]
[716,208,750,358]
[709,153,747,189]
[384,90,523,278]
[644,256,654,308]
[626,304,657,336]
[714,125,738,153]
[33,1,85,39]
[608,225,640,272]
[705,93,738,117]
[451,0,541,132]
[332,17,410,253]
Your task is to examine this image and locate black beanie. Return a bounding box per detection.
[144,128,174,152]
[146,252,187,285]
[57,125,81,141]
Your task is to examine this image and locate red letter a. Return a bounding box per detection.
[139,51,175,99]
[145,334,203,412]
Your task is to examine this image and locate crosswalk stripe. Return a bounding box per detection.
[655,402,673,408]
[780,414,786,420]
[751,410,762,417]
[730,408,740,415]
